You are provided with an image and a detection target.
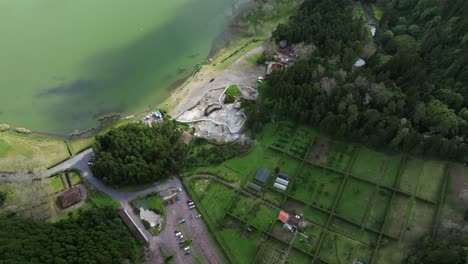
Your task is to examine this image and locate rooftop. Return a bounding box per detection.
[277,210,289,223]
[255,168,270,183]
[59,187,82,208]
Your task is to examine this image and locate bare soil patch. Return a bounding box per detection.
[284,198,305,215]
[307,138,330,165]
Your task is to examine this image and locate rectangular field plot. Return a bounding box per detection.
[230,195,278,231]
[397,158,423,194]
[294,223,323,253]
[363,188,392,230]
[277,156,302,179]
[415,160,446,202]
[263,190,285,207]
[330,218,379,246]
[216,217,265,264]
[271,221,296,244]
[303,205,329,226]
[351,147,401,187]
[403,201,436,243]
[336,179,374,223]
[286,249,312,264]
[307,138,357,172]
[271,123,295,151]
[287,127,316,159]
[383,193,411,238]
[291,165,343,210]
[255,237,289,264]
[373,239,409,264]
[197,180,237,223]
[318,233,373,264]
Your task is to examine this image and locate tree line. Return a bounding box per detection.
[0,207,139,263]
[250,0,468,160]
[90,120,187,186]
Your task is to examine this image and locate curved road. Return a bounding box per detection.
[48,149,179,202]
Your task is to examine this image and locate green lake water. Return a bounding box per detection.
[0,0,237,134]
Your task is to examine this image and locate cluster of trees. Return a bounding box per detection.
[186,137,250,168]
[0,192,5,207]
[253,0,468,160]
[0,207,139,263]
[405,235,467,264]
[91,121,187,186]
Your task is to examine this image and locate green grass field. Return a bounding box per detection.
[415,160,446,201]
[69,172,83,185]
[303,205,329,226]
[351,147,401,187]
[216,221,264,264]
[68,137,95,155]
[286,249,311,264]
[319,232,372,264]
[0,132,69,171]
[330,218,379,245]
[88,189,121,209]
[225,85,242,97]
[397,158,423,194]
[263,190,284,207]
[363,188,392,230]
[198,181,237,223]
[291,165,342,210]
[383,193,411,238]
[372,4,383,20]
[336,178,374,223]
[402,201,436,243]
[256,237,289,263]
[47,176,64,193]
[276,156,302,178]
[294,224,323,253]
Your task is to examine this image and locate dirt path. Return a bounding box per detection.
[167,45,265,119]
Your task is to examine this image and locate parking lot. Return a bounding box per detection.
[154,182,225,264]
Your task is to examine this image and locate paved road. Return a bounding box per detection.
[47,149,224,264]
[48,149,180,202]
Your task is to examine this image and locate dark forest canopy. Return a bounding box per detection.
[91,120,187,186]
[254,0,468,160]
[0,207,139,263]
[405,235,468,264]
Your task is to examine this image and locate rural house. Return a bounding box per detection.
[58,187,82,208]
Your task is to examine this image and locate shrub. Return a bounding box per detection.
[142,219,151,229]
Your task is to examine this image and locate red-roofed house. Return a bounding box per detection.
[277,211,289,223]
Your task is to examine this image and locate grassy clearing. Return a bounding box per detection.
[372,4,383,20]
[326,142,356,172]
[398,158,424,194]
[303,206,329,226]
[403,201,436,243]
[47,176,64,193]
[68,137,95,155]
[245,53,263,65]
[263,190,284,207]
[319,232,372,264]
[351,147,401,187]
[363,188,392,230]
[330,218,379,246]
[225,85,241,97]
[69,172,83,185]
[286,248,311,264]
[383,193,411,237]
[295,223,322,253]
[415,160,446,201]
[336,178,374,223]
[291,165,342,210]
[198,181,236,223]
[276,156,302,178]
[231,195,277,231]
[354,2,365,19]
[0,132,69,171]
[216,219,264,264]
[89,190,120,209]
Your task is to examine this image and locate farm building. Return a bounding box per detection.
[265,62,284,75]
[279,40,288,49]
[277,172,289,180]
[255,168,270,183]
[273,182,287,191]
[58,187,82,208]
[275,178,289,186]
[248,182,262,192]
[277,211,289,223]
